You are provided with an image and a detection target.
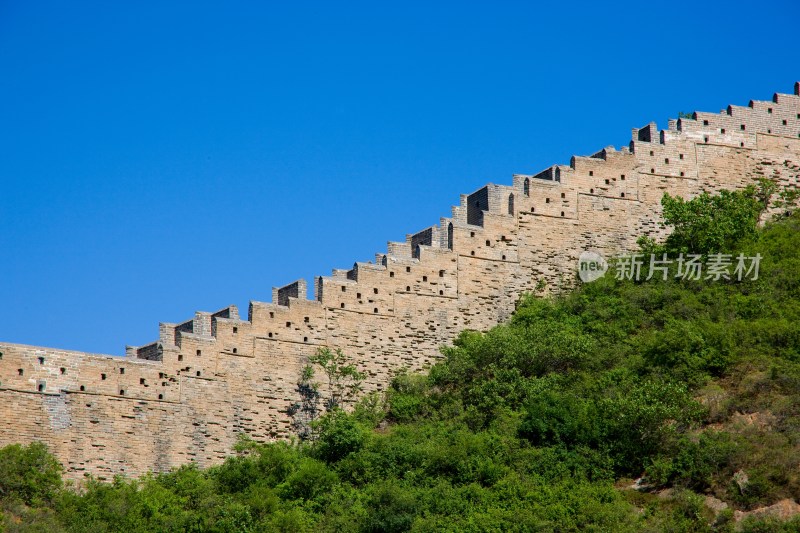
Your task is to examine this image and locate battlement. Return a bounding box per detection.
[409,226,439,258]
[2,82,800,480]
[273,280,308,306]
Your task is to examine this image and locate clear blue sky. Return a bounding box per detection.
[1,1,798,355]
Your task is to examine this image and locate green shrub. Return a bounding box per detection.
[518,390,599,448]
[278,457,338,502]
[363,481,418,533]
[314,411,368,464]
[0,442,62,505]
[646,431,737,490]
[660,187,762,255]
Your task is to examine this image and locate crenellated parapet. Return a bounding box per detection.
[2,82,799,480]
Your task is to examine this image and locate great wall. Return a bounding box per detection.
[1,83,799,480]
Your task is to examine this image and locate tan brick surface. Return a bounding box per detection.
[2,83,799,479]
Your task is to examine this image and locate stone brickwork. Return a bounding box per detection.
[2,83,800,480]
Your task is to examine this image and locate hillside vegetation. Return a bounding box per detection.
[2,186,800,532]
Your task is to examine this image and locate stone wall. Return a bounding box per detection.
[2,83,799,480]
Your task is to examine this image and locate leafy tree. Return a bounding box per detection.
[277,457,338,502]
[289,348,365,441]
[363,481,418,533]
[519,390,599,448]
[659,187,762,255]
[308,347,365,411]
[599,380,705,474]
[0,442,62,506]
[287,364,321,440]
[313,411,367,463]
[775,186,800,214]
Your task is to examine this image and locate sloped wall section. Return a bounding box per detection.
[2,83,799,479]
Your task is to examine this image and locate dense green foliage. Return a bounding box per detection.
[3,192,800,532]
[0,443,62,506]
[639,181,769,256]
[660,187,763,254]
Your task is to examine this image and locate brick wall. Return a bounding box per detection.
[2,83,799,479]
